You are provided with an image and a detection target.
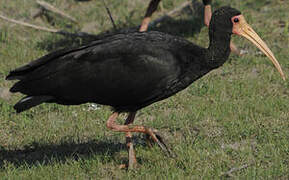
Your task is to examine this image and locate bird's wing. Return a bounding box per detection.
[6,40,106,81]
[8,32,184,108]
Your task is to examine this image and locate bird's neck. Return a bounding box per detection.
[206,31,231,68]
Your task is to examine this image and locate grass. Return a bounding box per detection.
[0,0,288,179]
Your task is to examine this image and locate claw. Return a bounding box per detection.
[146,128,176,158]
[145,134,154,148]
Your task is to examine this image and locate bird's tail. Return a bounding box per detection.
[14,96,54,113]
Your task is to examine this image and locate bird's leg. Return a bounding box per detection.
[139,17,151,32]
[159,1,164,13]
[124,112,137,169]
[230,41,242,55]
[204,4,242,56]
[139,0,162,32]
[106,112,174,158]
[204,4,212,28]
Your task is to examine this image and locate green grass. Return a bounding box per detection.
[0,0,288,179]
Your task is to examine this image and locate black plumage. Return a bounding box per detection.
[7,7,240,113]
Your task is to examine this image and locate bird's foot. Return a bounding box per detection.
[119,142,138,170]
[145,129,176,158]
[127,142,138,169]
[124,131,138,170]
[106,112,176,163]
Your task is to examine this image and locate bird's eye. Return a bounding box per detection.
[234,18,239,23]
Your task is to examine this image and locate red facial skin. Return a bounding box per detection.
[231,15,242,35]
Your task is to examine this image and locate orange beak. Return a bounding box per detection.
[232,15,285,81]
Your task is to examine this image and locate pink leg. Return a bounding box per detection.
[124,112,137,169]
[106,112,173,168]
[140,17,151,32]
[139,0,162,32]
[204,5,212,27]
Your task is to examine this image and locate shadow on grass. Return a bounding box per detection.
[36,0,205,52]
[0,134,153,169]
[0,139,126,168]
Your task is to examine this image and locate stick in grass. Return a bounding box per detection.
[0,14,97,38]
[221,164,251,177]
[36,0,77,23]
[0,14,58,33]
[101,0,117,30]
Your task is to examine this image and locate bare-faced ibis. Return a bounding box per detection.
[6,7,285,168]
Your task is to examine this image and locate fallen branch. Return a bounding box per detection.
[36,0,77,23]
[0,14,97,38]
[149,1,192,27]
[221,164,251,177]
[0,14,58,33]
[101,0,117,30]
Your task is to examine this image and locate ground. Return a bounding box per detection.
[0,0,288,179]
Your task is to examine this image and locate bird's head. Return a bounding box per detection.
[210,6,285,80]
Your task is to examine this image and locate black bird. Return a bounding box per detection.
[6,7,285,168]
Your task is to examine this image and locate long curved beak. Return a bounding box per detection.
[232,15,285,81]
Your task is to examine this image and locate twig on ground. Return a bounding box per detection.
[36,0,77,23]
[0,14,97,38]
[101,0,117,30]
[0,14,58,33]
[221,163,251,177]
[149,1,192,27]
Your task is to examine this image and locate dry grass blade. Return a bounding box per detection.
[0,13,58,32]
[221,163,251,177]
[0,14,98,38]
[36,0,77,23]
[101,0,117,30]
